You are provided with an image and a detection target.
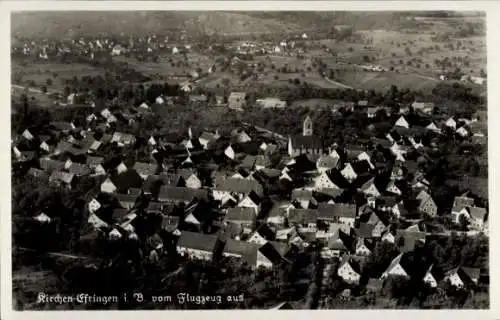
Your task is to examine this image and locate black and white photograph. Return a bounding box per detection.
[8,6,490,312]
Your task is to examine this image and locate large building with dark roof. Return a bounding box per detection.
[288,116,324,157]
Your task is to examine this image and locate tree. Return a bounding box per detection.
[41,86,47,93]
[46,78,53,86]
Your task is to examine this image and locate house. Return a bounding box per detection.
[256,98,287,109]
[337,256,362,284]
[288,116,323,157]
[225,207,257,234]
[228,92,247,111]
[222,238,260,264]
[22,129,34,141]
[115,193,137,210]
[338,162,358,181]
[366,107,379,118]
[355,238,374,256]
[101,177,117,194]
[33,212,51,224]
[247,224,275,246]
[412,102,435,114]
[27,167,48,180]
[445,117,457,129]
[316,154,340,173]
[394,116,410,129]
[138,102,149,110]
[313,171,341,191]
[231,130,251,145]
[266,202,291,227]
[238,192,262,215]
[322,230,353,258]
[317,203,357,228]
[288,208,318,230]
[178,169,202,189]
[176,231,219,261]
[110,132,136,146]
[88,198,101,213]
[158,186,208,204]
[133,162,157,180]
[116,162,128,174]
[257,242,290,269]
[385,180,402,195]
[416,190,438,217]
[426,122,441,133]
[444,267,480,288]
[68,163,91,176]
[468,207,487,231]
[358,178,380,198]
[86,156,104,169]
[423,264,444,288]
[381,229,396,243]
[49,171,75,189]
[39,158,65,173]
[395,230,426,253]
[291,189,317,209]
[456,126,469,137]
[224,144,236,160]
[214,177,263,201]
[366,278,384,294]
[380,252,411,279]
[198,131,220,150]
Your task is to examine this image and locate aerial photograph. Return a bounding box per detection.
[10,11,488,310]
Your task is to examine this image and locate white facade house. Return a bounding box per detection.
[395,116,410,129]
[341,163,358,182]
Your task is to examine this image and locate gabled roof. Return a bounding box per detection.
[355,223,375,238]
[339,255,362,274]
[454,196,475,208]
[290,135,323,150]
[133,162,157,176]
[288,208,318,225]
[327,230,352,251]
[259,242,287,265]
[86,156,104,167]
[49,171,75,184]
[40,157,65,172]
[68,163,91,176]
[223,238,260,263]
[317,155,339,169]
[177,231,218,253]
[226,207,256,223]
[28,167,49,180]
[317,203,357,220]
[215,177,263,196]
[469,207,487,220]
[291,189,315,201]
[158,186,208,202]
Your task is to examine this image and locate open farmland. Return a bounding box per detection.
[112,52,218,83]
[334,69,441,92]
[12,61,104,91]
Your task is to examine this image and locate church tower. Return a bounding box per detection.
[303,115,313,136]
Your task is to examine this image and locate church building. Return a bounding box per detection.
[288,116,324,157]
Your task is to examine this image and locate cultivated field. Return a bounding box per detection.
[12,61,104,91]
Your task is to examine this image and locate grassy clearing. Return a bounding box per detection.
[12,61,104,91]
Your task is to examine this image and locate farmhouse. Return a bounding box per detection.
[177,231,219,261]
[228,92,247,111]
